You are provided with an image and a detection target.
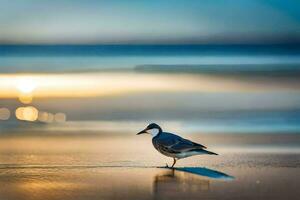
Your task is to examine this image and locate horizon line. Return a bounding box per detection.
[1,43,300,46]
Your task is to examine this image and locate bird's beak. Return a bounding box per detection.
[136,128,147,135]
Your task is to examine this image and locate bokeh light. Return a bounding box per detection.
[15,106,38,122]
[0,107,10,120]
[18,94,33,104]
[54,113,67,123]
[38,111,49,123]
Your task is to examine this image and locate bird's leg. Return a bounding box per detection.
[171,158,177,168]
[165,163,169,168]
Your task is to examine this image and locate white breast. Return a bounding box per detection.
[147,128,159,137]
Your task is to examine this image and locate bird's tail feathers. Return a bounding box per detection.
[205,150,218,155]
[194,149,218,155]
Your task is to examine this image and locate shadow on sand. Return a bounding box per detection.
[158,166,234,180]
[153,167,234,199]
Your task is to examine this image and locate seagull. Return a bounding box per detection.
[137,123,218,168]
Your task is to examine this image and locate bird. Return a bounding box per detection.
[137,123,218,168]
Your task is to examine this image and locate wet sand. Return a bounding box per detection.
[0,133,299,200]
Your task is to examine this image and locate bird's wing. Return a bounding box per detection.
[157,133,207,153]
[171,138,206,152]
[179,137,207,149]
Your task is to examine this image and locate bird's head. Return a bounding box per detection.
[137,123,162,137]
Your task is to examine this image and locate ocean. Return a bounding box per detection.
[1,45,300,134]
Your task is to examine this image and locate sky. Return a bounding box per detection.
[0,0,300,44]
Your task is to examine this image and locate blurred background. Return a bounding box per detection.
[0,0,300,135]
[1,45,300,135]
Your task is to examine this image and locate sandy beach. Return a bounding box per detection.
[0,133,299,200]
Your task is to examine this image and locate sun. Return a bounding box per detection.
[16,78,37,94]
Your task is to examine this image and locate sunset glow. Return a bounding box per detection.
[0,72,299,99]
[16,77,37,94]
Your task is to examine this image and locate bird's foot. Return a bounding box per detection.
[165,163,169,168]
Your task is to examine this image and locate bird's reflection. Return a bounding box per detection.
[153,167,233,199]
[173,167,234,180]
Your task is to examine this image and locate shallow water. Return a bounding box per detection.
[0,134,299,200]
[2,165,300,200]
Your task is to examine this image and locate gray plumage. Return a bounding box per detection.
[152,131,217,159]
[137,123,218,167]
